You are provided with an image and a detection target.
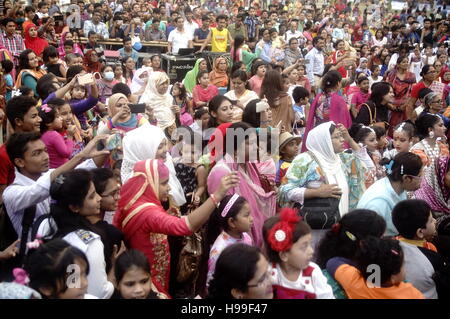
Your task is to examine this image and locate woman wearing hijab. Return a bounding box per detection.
[209,57,229,88]
[84,50,103,73]
[183,58,208,94]
[130,66,152,95]
[415,156,450,216]
[139,72,176,131]
[24,23,49,57]
[279,121,367,247]
[207,122,277,248]
[121,123,186,207]
[114,159,238,297]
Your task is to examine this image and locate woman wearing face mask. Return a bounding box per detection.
[97,65,119,111]
[24,23,49,57]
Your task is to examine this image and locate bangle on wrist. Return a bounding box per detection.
[210,193,220,208]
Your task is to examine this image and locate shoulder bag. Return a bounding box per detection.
[361,103,387,129]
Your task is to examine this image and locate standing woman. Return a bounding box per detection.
[122,56,136,87]
[209,57,229,88]
[183,58,208,94]
[114,158,238,297]
[410,113,449,167]
[231,35,258,73]
[302,70,352,151]
[24,23,49,58]
[15,49,47,98]
[259,69,294,132]
[326,39,348,79]
[383,55,416,134]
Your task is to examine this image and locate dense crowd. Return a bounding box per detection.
[0,0,450,300]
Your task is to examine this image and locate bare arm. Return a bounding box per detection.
[199,31,212,52]
[405,96,418,120]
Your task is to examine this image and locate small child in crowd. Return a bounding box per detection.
[43,45,66,82]
[383,121,415,160]
[350,76,370,119]
[276,132,301,186]
[292,86,309,137]
[1,60,14,102]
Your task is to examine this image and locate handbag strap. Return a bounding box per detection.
[307,151,330,185]
[122,203,156,229]
[362,103,375,125]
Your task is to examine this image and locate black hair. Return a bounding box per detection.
[38,104,58,133]
[36,75,59,100]
[115,249,150,284]
[6,95,38,129]
[393,121,415,140]
[19,49,35,71]
[316,209,386,268]
[321,70,342,92]
[66,65,85,83]
[64,39,74,47]
[91,168,115,195]
[225,122,254,155]
[170,82,187,101]
[420,64,434,78]
[123,36,131,44]
[24,6,35,14]
[112,82,131,97]
[233,35,245,62]
[206,195,248,248]
[42,45,58,64]
[1,17,16,26]
[242,99,262,128]
[6,132,41,168]
[334,39,344,50]
[392,199,432,239]
[1,59,13,73]
[355,237,404,285]
[230,69,248,83]
[369,82,392,106]
[349,123,376,144]
[371,125,386,140]
[418,87,433,100]
[216,14,227,22]
[357,76,369,85]
[415,113,442,139]
[24,238,89,299]
[251,60,266,77]
[387,152,423,182]
[263,211,311,263]
[87,31,97,38]
[47,98,66,109]
[208,243,262,299]
[313,36,324,46]
[207,95,232,128]
[193,107,209,120]
[292,86,309,104]
[196,70,209,84]
[50,169,98,238]
[19,86,33,96]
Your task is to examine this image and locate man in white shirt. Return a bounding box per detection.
[3,133,108,238]
[83,9,109,40]
[285,20,304,43]
[305,36,325,92]
[183,9,199,38]
[168,16,194,54]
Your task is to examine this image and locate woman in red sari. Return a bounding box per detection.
[326,39,348,78]
[113,159,238,297]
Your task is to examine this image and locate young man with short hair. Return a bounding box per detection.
[0,18,25,68]
[118,36,139,63]
[199,14,233,53]
[193,15,211,44]
[167,16,193,54]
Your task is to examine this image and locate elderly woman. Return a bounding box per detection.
[279,121,367,247]
[139,72,176,132]
[209,57,229,88]
[114,158,238,297]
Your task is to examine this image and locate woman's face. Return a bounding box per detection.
[217,58,227,71]
[65,32,73,41]
[321,29,327,38]
[199,73,209,87]
[237,253,273,299]
[231,77,246,93]
[431,118,446,138]
[114,66,123,77]
[103,66,113,76]
[151,56,161,69]
[260,107,272,126]
[58,103,73,128]
[118,266,152,299]
[297,66,305,77]
[158,176,171,202]
[156,80,169,95]
[125,58,135,70]
[28,51,39,69]
[89,51,99,63]
[435,62,443,72]
[376,30,383,39]
[199,59,207,71]
[289,69,298,82]
[337,41,345,51]
[360,60,367,69]
[112,97,131,119]
[424,66,437,81]
[213,100,234,125]
[28,26,38,38]
[99,177,120,212]
[331,128,345,153]
[444,71,450,82]
[156,139,168,161]
[382,87,395,105]
[393,130,411,152]
[77,182,101,217]
[429,95,444,112]
[381,48,389,57]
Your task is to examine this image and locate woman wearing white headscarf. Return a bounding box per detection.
[278,121,368,247]
[130,66,152,94]
[139,71,176,131]
[121,123,186,206]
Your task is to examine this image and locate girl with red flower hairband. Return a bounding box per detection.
[262,208,335,299]
[206,194,253,287]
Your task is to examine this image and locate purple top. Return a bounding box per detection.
[69,95,99,128]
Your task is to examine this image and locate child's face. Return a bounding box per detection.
[49,55,59,64]
[281,139,300,159]
[359,79,369,92]
[393,130,411,153]
[377,134,388,150]
[50,112,63,131]
[256,65,266,77]
[181,142,197,163]
[373,67,380,77]
[57,258,89,299]
[229,202,253,233]
[363,132,378,152]
[118,266,152,299]
[172,85,180,96]
[72,85,86,99]
[199,73,209,87]
[124,41,132,51]
[419,212,436,241]
[280,233,314,271]
[199,112,210,128]
[64,46,73,54]
[58,103,73,128]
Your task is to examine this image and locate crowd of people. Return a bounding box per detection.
[0,0,450,300]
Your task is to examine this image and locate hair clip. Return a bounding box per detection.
[267,208,300,252]
[13,268,30,286]
[345,231,356,241]
[331,223,341,234]
[40,104,52,113]
[384,160,394,175]
[55,175,65,185]
[400,164,404,175]
[26,238,43,250]
[391,249,399,256]
[395,122,406,132]
[221,194,240,217]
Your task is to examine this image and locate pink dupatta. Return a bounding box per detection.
[207,154,276,248]
[301,92,352,152]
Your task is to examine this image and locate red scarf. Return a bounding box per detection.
[24,23,49,56]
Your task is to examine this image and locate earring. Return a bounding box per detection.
[429,131,435,139]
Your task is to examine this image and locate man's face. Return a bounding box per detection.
[424,21,431,29]
[124,41,132,50]
[261,11,268,19]
[27,10,35,20]
[299,13,305,20]
[270,13,278,21]
[290,22,297,31]
[316,39,325,50]
[176,18,184,29]
[203,19,210,28]
[186,12,193,21]
[15,139,50,175]
[152,21,159,30]
[93,12,101,23]
[89,34,97,43]
[16,106,42,133]
[236,18,243,26]
[218,18,226,29]
[133,4,140,13]
[5,21,15,35]
[249,8,255,16]
[153,12,161,20]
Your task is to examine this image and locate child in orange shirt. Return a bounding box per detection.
[326,236,424,299]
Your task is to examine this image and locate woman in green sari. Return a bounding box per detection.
[231,35,260,73]
[183,58,208,94]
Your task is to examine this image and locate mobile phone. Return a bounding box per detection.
[96,140,106,151]
[129,103,146,113]
[78,73,94,86]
